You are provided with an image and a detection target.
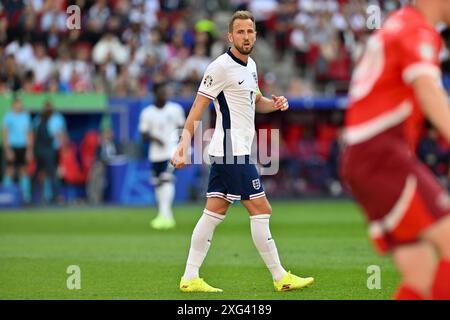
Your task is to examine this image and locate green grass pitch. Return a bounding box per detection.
[0,200,400,300]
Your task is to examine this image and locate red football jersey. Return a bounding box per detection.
[344,6,443,150]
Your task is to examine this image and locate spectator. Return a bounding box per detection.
[181,44,212,83]
[91,63,109,94]
[25,0,44,13]
[167,45,191,82]
[46,75,60,93]
[71,45,94,92]
[194,16,218,52]
[273,0,297,60]
[21,70,43,93]
[54,46,74,88]
[327,128,343,196]
[86,127,119,205]
[136,27,169,64]
[98,127,118,163]
[2,0,25,29]
[122,14,144,47]
[315,32,351,93]
[127,0,160,32]
[290,15,310,74]
[0,14,8,44]
[113,0,132,32]
[111,64,139,97]
[25,43,54,86]
[40,1,66,32]
[210,29,229,59]
[0,74,11,94]
[87,0,111,33]
[45,100,66,200]
[141,0,161,30]
[33,101,62,203]
[44,23,62,58]
[5,38,34,70]
[92,32,130,66]
[2,97,33,204]
[17,3,41,43]
[248,0,278,38]
[1,54,22,92]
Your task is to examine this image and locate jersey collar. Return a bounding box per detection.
[227,47,247,67]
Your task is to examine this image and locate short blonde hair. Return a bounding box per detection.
[228,10,256,32]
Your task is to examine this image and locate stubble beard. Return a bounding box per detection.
[235,42,254,55]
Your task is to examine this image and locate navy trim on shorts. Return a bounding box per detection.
[206,155,265,202]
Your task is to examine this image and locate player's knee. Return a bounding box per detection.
[205,199,229,215]
[246,198,272,215]
[205,205,228,215]
[258,198,272,214]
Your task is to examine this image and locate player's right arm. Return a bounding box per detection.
[412,75,450,143]
[171,94,211,169]
[172,60,225,169]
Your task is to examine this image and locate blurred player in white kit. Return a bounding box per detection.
[139,83,186,230]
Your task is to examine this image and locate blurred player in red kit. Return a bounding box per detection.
[341,0,450,299]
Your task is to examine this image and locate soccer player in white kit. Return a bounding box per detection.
[171,11,314,292]
[139,83,185,230]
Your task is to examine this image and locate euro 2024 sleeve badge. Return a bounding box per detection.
[203,75,213,88]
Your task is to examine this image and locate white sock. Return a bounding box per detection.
[183,209,225,280]
[155,182,175,219]
[250,214,287,282]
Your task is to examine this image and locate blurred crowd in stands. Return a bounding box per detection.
[2,0,450,204]
[0,0,423,98]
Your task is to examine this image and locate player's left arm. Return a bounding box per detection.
[255,92,289,113]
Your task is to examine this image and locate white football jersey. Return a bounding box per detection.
[198,48,260,157]
[139,101,185,162]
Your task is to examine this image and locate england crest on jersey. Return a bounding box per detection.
[252,72,258,85]
[252,179,261,190]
